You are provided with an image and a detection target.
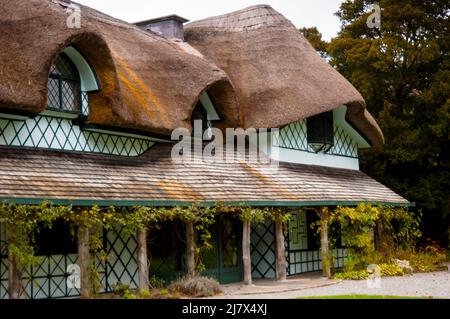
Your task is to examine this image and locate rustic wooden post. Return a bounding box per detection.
[319,208,331,278]
[77,225,91,299]
[137,227,149,290]
[7,224,22,299]
[374,220,384,253]
[242,221,252,285]
[186,221,196,277]
[275,222,287,281]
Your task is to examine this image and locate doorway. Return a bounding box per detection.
[203,215,243,284]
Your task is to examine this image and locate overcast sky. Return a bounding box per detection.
[75,0,343,41]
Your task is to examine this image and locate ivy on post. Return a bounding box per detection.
[173,204,215,277]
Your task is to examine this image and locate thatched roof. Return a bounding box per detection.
[0,145,409,205]
[0,1,383,145]
[0,0,239,135]
[185,5,384,146]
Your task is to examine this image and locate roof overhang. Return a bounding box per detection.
[0,198,414,208]
[0,145,411,207]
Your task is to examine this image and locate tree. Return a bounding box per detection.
[300,27,329,59]
[323,0,449,245]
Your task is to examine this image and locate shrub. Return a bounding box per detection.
[168,276,223,297]
[150,289,181,299]
[137,289,151,299]
[111,282,136,299]
[379,263,404,277]
[149,275,166,289]
[409,252,447,272]
[330,204,423,272]
[333,263,405,280]
[112,282,131,296]
[333,270,369,280]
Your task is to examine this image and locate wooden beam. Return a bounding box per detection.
[186,221,196,277]
[137,227,149,290]
[242,221,252,285]
[7,224,22,299]
[319,208,331,278]
[77,225,91,299]
[275,222,287,281]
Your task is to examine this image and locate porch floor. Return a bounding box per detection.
[211,272,341,298]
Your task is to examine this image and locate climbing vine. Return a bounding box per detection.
[0,202,70,296]
[215,204,291,225]
[0,201,291,297]
[310,204,422,272]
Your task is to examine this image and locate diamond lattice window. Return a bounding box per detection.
[47,54,82,113]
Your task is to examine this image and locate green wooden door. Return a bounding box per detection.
[203,215,243,284]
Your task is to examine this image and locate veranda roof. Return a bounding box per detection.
[0,145,410,207]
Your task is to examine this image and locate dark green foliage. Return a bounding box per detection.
[303,0,450,245]
[299,27,329,58]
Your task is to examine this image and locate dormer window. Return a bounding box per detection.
[191,101,212,139]
[191,92,220,141]
[47,53,82,114]
[307,111,334,153]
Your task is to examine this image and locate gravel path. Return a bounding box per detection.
[219,271,450,299]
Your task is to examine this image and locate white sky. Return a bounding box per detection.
[75,0,343,41]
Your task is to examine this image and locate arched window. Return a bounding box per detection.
[47,53,82,114]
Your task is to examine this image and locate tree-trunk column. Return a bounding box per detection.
[242,221,252,285]
[275,222,287,281]
[77,225,91,299]
[7,224,22,299]
[320,208,331,278]
[186,221,196,277]
[137,227,149,290]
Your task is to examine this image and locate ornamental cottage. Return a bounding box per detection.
[0,0,409,299]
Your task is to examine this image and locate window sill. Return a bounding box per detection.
[40,109,80,120]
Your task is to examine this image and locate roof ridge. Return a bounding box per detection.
[186,4,294,31]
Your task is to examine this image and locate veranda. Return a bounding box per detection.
[0,203,347,299]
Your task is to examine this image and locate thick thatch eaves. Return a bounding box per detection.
[185,5,384,146]
[0,0,239,135]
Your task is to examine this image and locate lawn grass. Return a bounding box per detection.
[297,295,428,299]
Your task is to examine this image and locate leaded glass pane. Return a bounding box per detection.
[47,78,60,109]
[60,81,80,112]
[47,54,81,113]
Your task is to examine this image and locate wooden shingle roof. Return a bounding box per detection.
[0,146,409,206]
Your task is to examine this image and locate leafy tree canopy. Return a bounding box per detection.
[301,0,450,244]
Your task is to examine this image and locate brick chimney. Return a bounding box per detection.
[135,15,189,41]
